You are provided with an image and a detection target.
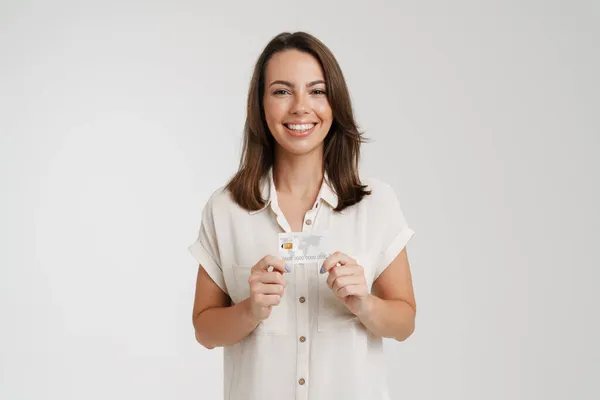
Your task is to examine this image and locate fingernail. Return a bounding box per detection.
[320,266,325,274]
[285,265,291,273]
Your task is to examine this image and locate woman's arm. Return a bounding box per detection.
[192,256,289,349]
[192,265,258,349]
[356,248,417,341]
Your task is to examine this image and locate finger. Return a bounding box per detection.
[254,255,290,274]
[253,282,285,296]
[335,284,364,298]
[257,294,281,307]
[248,271,287,288]
[258,271,287,286]
[331,275,364,292]
[326,265,360,288]
[321,251,356,274]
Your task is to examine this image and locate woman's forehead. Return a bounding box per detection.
[265,50,324,83]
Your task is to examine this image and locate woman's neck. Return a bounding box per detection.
[273,150,324,200]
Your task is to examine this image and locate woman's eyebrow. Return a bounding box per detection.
[269,79,326,88]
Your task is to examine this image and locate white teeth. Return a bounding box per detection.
[286,123,316,131]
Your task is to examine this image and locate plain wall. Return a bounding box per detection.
[1,1,598,399]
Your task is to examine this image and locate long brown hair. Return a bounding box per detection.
[225,31,371,213]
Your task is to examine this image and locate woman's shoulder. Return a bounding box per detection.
[361,176,400,201]
[358,176,411,227]
[198,184,237,214]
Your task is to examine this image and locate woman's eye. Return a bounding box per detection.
[273,89,326,96]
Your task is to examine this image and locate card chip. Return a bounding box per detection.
[283,242,293,250]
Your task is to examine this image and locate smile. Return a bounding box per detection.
[283,123,317,137]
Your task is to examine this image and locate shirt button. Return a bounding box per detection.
[299,378,306,385]
[299,336,306,343]
[305,219,312,225]
[299,296,306,303]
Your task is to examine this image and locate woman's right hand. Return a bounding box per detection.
[246,255,290,323]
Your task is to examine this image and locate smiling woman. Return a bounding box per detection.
[188,31,416,400]
[226,32,371,213]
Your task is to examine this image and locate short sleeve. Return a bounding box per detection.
[188,194,228,294]
[373,182,415,281]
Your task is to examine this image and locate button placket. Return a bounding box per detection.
[296,262,309,400]
[295,206,316,399]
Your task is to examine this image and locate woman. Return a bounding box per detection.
[188,31,416,400]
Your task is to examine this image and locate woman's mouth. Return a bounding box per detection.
[283,123,317,137]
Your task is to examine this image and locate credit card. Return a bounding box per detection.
[278,232,330,265]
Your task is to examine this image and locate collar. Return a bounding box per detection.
[248,167,338,215]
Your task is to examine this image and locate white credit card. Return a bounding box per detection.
[278,232,330,265]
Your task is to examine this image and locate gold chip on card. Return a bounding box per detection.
[283,242,293,250]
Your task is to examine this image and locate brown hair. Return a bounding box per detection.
[225,31,371,213]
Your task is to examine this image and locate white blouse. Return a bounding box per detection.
[188,167,415,400]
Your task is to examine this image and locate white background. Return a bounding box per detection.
[1,1,598,399]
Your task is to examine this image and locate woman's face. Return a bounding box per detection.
[263,49,333,157]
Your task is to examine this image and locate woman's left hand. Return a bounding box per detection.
[321,251,372,316]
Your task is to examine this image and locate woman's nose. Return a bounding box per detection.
[291,93,309,114]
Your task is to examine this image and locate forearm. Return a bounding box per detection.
[356,294,416,341]
[193,298,258,348]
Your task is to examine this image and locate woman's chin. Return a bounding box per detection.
[278,141,324,156]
